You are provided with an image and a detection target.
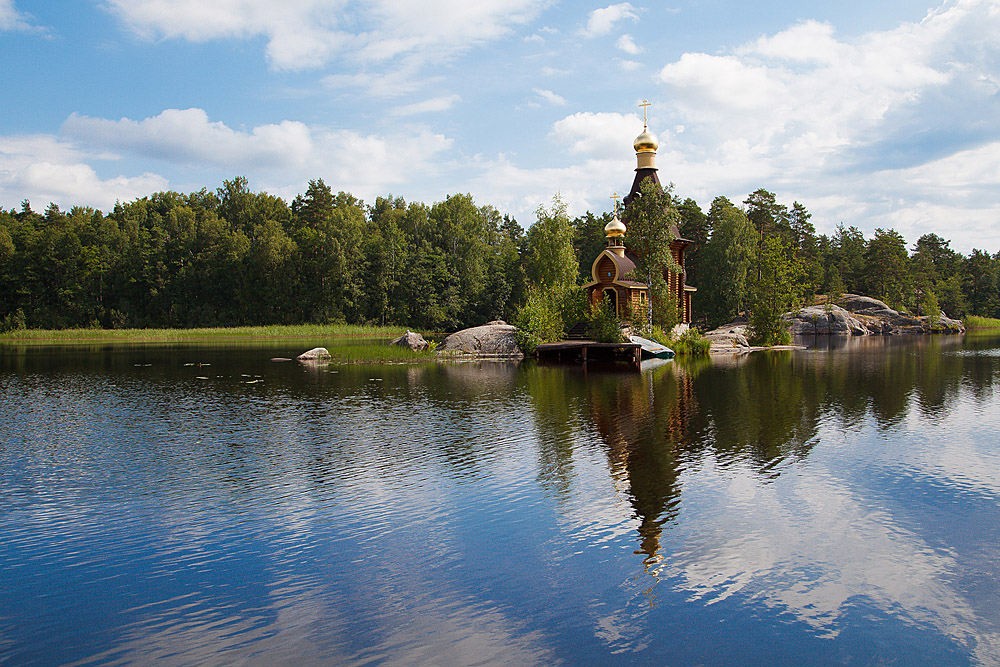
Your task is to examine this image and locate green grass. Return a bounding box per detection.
[0,323,448,364]
[322,342,438,363]
[964,316,1000,330]
[0,323,410,342]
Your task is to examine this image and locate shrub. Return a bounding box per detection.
[514,285,567,354]
[584,300,624,343]
[648,324,710,356]
[0,309,26,333]
[671,327,711,356]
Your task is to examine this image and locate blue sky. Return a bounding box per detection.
[1,0,998,252]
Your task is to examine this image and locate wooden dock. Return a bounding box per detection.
[535,340,642,369]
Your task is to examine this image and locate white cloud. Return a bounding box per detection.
[469,154,631,224]
[652,0,1000,250]
[105,0,548,71]
[322,61,439,98]
[0,0,41,31]
[738,19,844,64]
[541,65,569,76]
[461,111,647,222]
[549,111,642,157]
[533,88,567,106]
[661,455,1000,663]
[0,134,167,211]
[55,107,453,204]
[616,33,641,54]
[581,2,638,37]
[391,94,461,116]
[616,58,641,72]
[63,109,314,170]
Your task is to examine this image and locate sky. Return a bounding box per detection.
[1,0,998,252]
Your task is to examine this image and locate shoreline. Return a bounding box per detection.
[0,324,412,344]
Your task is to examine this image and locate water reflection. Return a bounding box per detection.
[554,336,1000,663]
[2,336,1000,664]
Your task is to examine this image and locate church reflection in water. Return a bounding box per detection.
[584,361,698,571]
[571,334,994,579]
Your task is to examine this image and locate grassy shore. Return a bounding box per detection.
[964,316,1000,330]
[0,323,410,342]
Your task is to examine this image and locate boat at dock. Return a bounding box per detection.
[629,335,674,359]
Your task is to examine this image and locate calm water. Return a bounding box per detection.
[2,335,1000,665]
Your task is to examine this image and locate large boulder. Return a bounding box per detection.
[838,294,899,318]
[784,305,869,335]
[297,347,331,360]
[936,313,966,333]
[834,294,964,334]
[390,330,429,351]
[702,323,751,349]
[437,320,522,357]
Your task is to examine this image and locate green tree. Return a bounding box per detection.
[865,228,910,309]
[747,236,802,346]
[744,189,790,260]
[698,197,755,328]
[789,202,821,299]
[963,249,998,317]
[831,225,867,294]
[623,178,681,331]
[677,197,709,287]
[525,195,578,291]
[570,211,612,283]
[922,288,941,328]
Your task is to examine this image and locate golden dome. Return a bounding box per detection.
[604,214,626,237]
[633,126,658,153]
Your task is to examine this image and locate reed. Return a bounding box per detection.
[964,316,1000,330]
[324,342,437,363]
[0,323,409,342]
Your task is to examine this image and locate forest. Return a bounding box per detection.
[1,176,998,334]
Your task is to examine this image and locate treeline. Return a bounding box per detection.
[0,178,534,331]
[1,178,998,333]
[677,189,1000,331]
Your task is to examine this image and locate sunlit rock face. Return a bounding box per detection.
[296,347,331,360]
[834,294,965,334]
[437,321,522,357]
[390,331,429,351]
[784,305,869,335]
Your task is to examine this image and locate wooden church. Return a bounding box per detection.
[582,108,695,326]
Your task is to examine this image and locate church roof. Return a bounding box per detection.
[583,248,647,289]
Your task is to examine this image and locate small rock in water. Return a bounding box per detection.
[271,357,292,362]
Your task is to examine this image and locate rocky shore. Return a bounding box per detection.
[705,294,965,354]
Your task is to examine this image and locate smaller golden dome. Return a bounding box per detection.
[604,214,626,237]
[633,127,658,153]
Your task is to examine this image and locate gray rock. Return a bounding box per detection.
[936,313,965,333]
[837,294,899,318]
[702,323,751,348]
[784,305,869,336]
[296,347,331,360]
[390,330,429,351]
[437,322,523,357]
[834,294,964,334]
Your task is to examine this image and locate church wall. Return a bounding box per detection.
[596,256,616,285]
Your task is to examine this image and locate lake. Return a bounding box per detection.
[2,335,999,665]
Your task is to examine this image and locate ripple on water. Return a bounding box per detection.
[4,342,1000,665]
